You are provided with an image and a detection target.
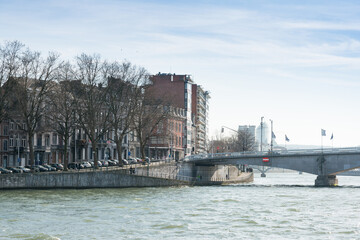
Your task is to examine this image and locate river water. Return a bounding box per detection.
[1,172,360,240]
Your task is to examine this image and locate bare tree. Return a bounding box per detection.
[233,129,256,152]
[103,61,148,165]
[73,53,109,168]
[5,45,60,167]
[48,62,77,170]
[133,88,171,160]
[0,41,24,122]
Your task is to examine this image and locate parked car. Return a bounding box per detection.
[42,164,57,171]
[82,162,92,168]
[100,160,109,167]
[18,166,31,173]
[127,158,137,164]
[7,167,23,173]
[51,164,64,171]
[26,165,40,172]
[107,160,117,166]
[68,162,84,170]
[88,161,102,167]
[122,159,129,165]
[37,165,49,172]
[0,167,13,174]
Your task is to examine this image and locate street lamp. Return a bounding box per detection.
[221,126,239,153]
[269,119,273,153]
[260,117,264,152]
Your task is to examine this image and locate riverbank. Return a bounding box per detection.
[0,162,253,189]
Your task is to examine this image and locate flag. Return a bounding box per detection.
[321,129,326,136]
[330,133,333,140]
[285,135,290,142]
[272,131,276,139]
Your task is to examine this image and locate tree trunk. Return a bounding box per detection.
[140,142,146,160]
[115,136,124,167]
[93,141,98,169]
[28,132,35,167]
[63,137,69,171]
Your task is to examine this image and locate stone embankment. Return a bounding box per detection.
[0,162,253,189]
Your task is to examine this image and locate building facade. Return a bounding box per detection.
[148,106,186,160]
[192,84,210,154]
[0,120,9,167]
[148,73,193,156]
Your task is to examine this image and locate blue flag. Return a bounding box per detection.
[330,133,333,140]
[321,129,326,136]
[272,131,276,139]
[285,135,290,142]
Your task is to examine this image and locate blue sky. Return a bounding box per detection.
[1,0,360,147]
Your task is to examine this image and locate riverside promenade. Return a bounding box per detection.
[0,161,253,189]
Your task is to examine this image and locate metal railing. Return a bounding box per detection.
[183,147,360,161]
[64,161,236,183]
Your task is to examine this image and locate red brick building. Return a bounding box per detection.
[148,73,210,156]
[148,73,193,156]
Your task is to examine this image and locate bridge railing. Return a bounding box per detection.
[183,147,360,161]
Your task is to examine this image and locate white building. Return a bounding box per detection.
[256,122,270,151]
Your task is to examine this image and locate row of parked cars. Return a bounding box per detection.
[0,158,153,174]
[67,160,122,169]
[0,164,64,174]
[126,157,151,165]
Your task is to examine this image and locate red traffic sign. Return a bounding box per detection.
[263,157,270,162]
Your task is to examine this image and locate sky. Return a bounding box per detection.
[1,0,360,148]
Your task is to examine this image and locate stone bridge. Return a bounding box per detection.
[183,147,360,186]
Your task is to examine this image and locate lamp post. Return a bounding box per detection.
[260,117,264,152]
[17,134,20,166]
[269,119,273,153]
[221,126,240,153]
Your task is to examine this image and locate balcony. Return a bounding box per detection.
[34,145,46,151]
[51,145,65,150]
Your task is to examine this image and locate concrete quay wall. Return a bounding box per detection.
[0,170,188,189]
[0,163,254,189]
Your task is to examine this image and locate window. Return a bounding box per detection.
[22,138,26,147]
[157,123,163,134]
[9,138,13,147]
[3,140,8,151]
[45,135,50,147]
[52,133,58,145]
[10,122,14,130]
[3,126,8,136]
[37,134,42,147]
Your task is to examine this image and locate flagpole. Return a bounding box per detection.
[321,133,323,153]
[270,119,273,153]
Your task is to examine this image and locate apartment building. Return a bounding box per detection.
[192,84,210,154]
[148,106,186,160]
[148,73,193,156]
[148,73,210,156]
